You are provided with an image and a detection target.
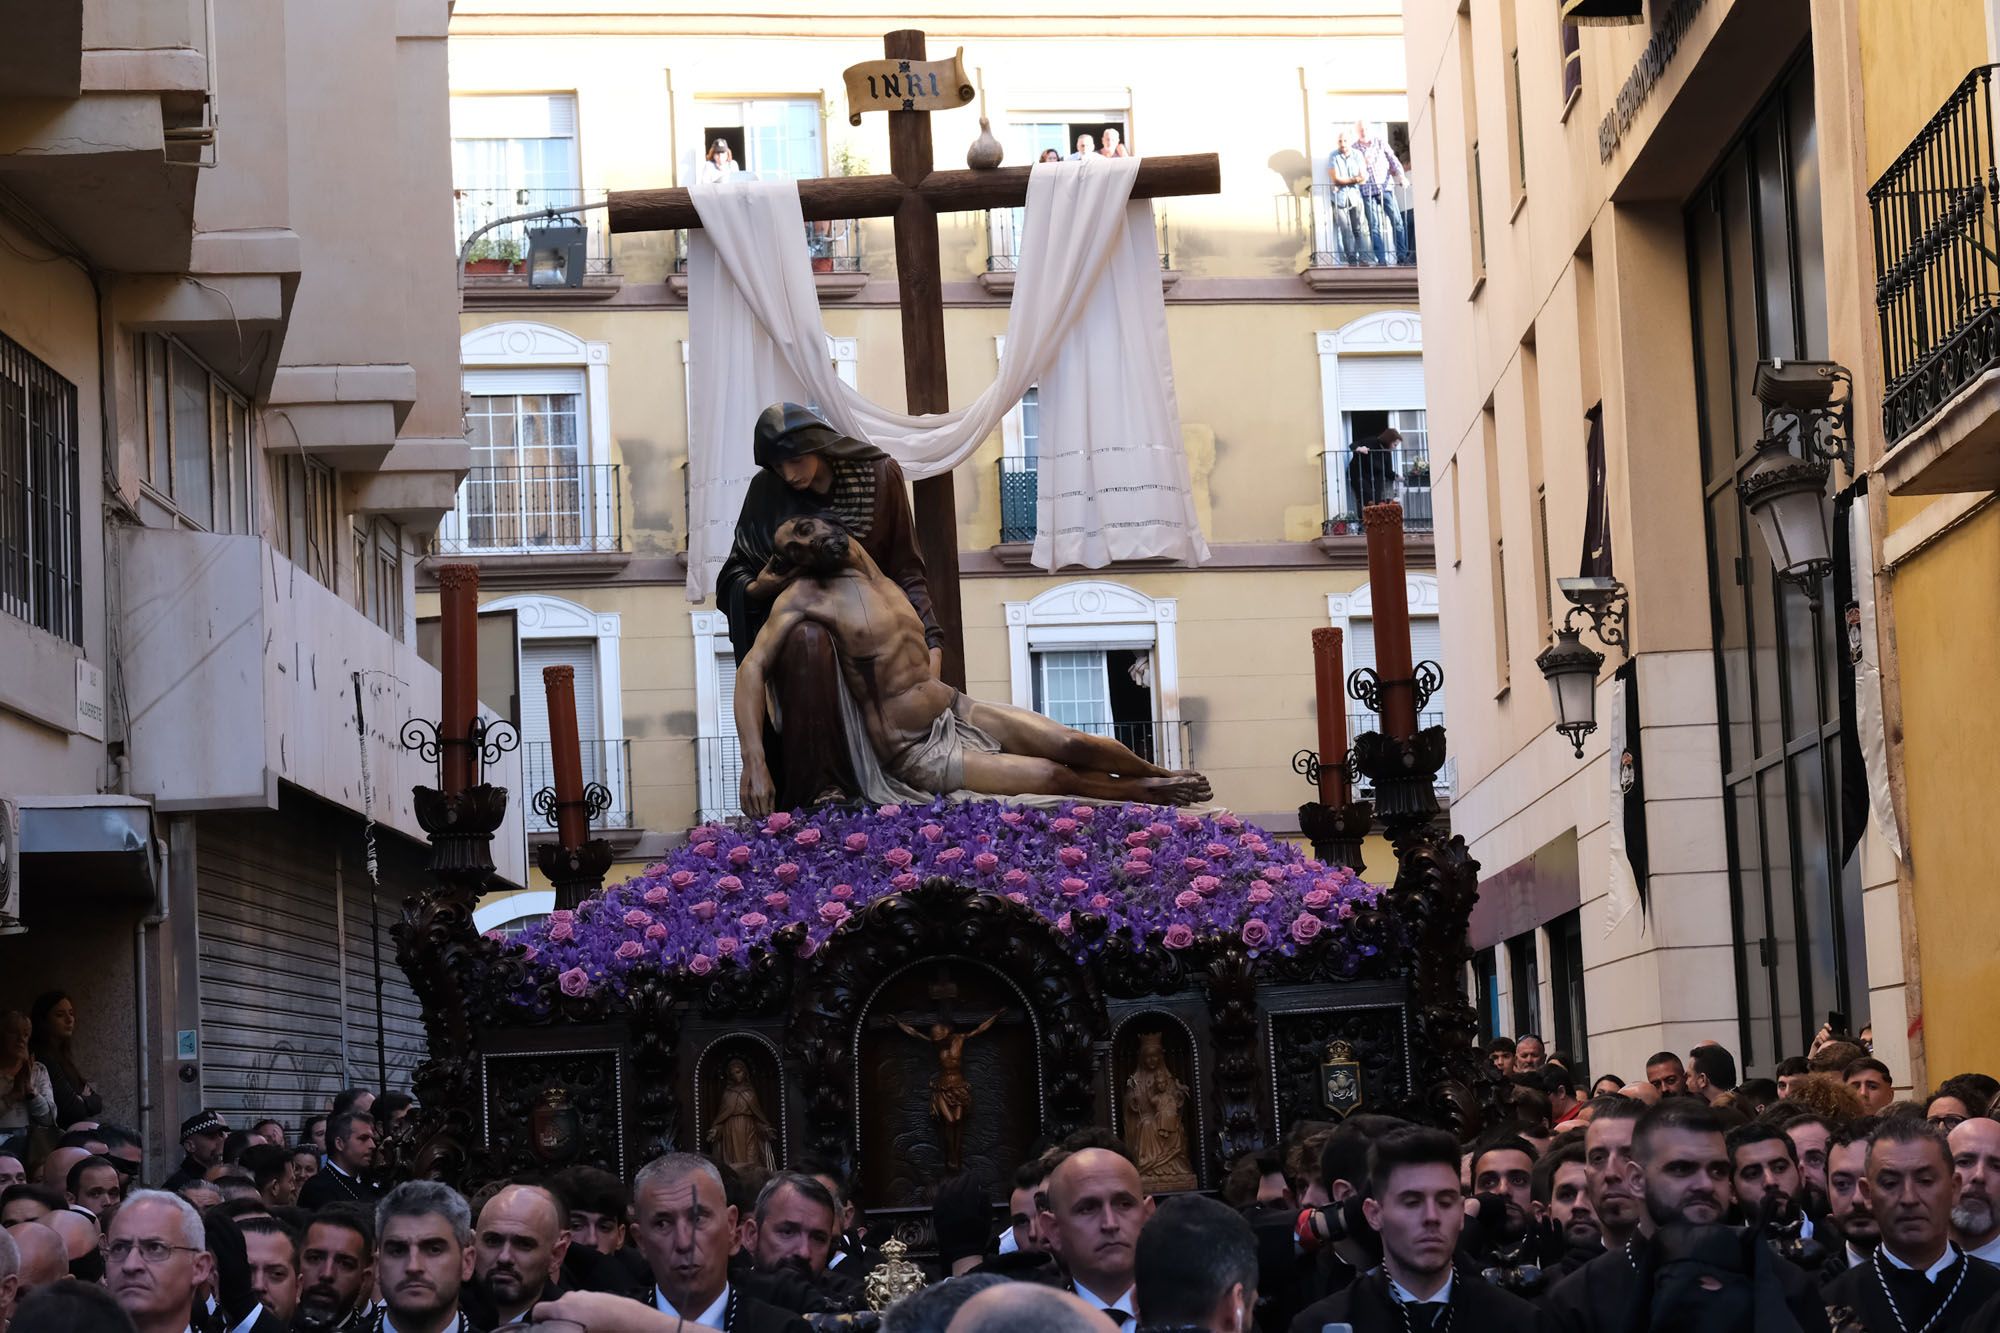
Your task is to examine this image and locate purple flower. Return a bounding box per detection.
[1205,842,1231,858]
[1057,912,1074,935]
[643,886,671,905]
[1191,875,1222,897]
[891,872,918,891]
[1147,821,1173,840]
[689,953,714,976]
[819,901,852,925]
[774,862,801,884]
[1241,919,1271,948]
[716,875,743,895]
[716,936,739,957]
[830,883,855,900]
[1163,924,1195,950]
[885,847,914,869]
[740,912,769,930]
[1059,846,1087,867]
[1123,859,1154,878]
[551,909,576,923]
[1001,811,1025,825]
[1290,913,1324,944]
[558,967,589,997]
[1003,868,1029,887]
[1072,806,1097,822]
[1175,814,1202,833]
[672,870,696,889]
[1090,894,1112,910]
[764,892,791,911]
[845,832,870,852]
[973,852,1000,874]
[615,940,645,960]
[794,827,822,847]
[1247,886,1274,905]
[693,841,718,859]
[1183,857,1209,873]
[1260,866,1285,882]
[878,804,903,816]
[645,923,668,941]
[1217,814,1242,831]
[1174,890,1203,910]
[548,919,575,942]
[623,909,653,928]
[1303,888,1333,910]
[920,823,945,843]
[690,900,717,922]
[937,847,966,864]
[1061,877,1088,897]
[1125,830,1151,847]
[728,845,752,867]
[1051,817,1078,835]
[1006,891,1029,905]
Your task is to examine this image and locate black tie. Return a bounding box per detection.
[1101,1309,1132,1327]
[1402,1302,1448,1332]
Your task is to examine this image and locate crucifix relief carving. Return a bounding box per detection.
[607,29,1221,690]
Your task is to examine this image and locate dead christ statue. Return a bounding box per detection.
[735,514,1212,812]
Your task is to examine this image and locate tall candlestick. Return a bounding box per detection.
[543,664,589,849]
[1311,627,1353,808]
[1362,502,1419,739]
[436,563,481,793]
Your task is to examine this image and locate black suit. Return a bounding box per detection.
[1822,1249,2000,1333]
[1541,1230,1830,1333]
[1290,1270,1544,1333]
[653,1287,810,1333]
[298,1165,382,1211]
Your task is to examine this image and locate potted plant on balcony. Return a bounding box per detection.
[1323,511,1360,537]
[465,234,524,275]
[1400,458,1432,528]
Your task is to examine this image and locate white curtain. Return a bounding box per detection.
[1850,495,1903,862]
[683,155,1209,601]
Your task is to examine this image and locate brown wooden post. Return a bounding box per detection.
[884,28,966,690]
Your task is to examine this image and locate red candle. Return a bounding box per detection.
[543,664,589,849]
[1363,502,1418,739]
[436,563,480,793]
[1311,627,1352,807]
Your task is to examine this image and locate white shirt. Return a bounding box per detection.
[1848,1242,1872,1271]
[383,1314,465,1333]
[1071,1281,1136,1324]
[1964,1233,2000,1267]
[1388,1269,1454,1306]
[1881,1242,1962,1282]
[228,1309,262,1333]
[657,1283,730,1330]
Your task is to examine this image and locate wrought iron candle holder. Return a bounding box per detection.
[532,782,618,911]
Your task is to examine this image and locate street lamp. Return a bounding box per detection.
[527,222,588,289]
[1738,359,1851,605]
[1536,625,1605,758]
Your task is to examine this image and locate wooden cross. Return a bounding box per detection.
[606,29,1221,689]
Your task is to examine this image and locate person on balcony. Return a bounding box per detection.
[699,138,741,184]
[1099,127,1132,158]
[1352,121,1409,267]
[1347,426,1402,512]
[1326,131,1372,266]
[1069,133,1096,160]
[717,404,944,810]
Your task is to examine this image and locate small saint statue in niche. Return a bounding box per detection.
[894,1009,1003,1172]
[707,1057,776,1174]
[1124,1032,1198,1192]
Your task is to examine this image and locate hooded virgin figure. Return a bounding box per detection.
[717,403,946,810]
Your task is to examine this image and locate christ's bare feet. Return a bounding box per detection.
[1140,770,1212,806]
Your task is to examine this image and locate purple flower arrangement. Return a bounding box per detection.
[499,801,1384,1001]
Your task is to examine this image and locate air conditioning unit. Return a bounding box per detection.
[0,799,22,936]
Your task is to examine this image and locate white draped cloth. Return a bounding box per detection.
[683,155,1209,600]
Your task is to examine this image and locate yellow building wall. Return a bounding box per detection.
[1856,0,1986,182]
[1890,504,2000,1077]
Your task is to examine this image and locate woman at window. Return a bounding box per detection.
[698,138,741,184]
[30,992,100,1126]
[1099,127,1131,158]
[1039,148,1062,164]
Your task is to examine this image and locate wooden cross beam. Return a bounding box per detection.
[607,30,1222,690]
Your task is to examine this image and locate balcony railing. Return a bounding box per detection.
[1305,183,1417,269]
[672,219,864,274]
[1869,65,2000,444]
[433,464,622,556]
[985,208,1173,273]
[453,188,614,276]
[522,739,633,829]
[1057,719,1190,771]
[998,457,1038,542]
[1319,443,1432,535]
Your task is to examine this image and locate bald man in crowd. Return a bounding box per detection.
[470,1183,573,1327]
[945,1282,1110,1333]
[1039,1147,1154,1324]
[3,1224,64,1292]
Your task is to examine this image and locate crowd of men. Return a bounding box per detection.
[6,1031,2000,1333]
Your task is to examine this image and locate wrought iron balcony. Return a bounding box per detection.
[1869,66,2000,444]
[671,219,865,274]
[997,457,1037,543]
[433,464,623,555]
[1347,711,1452,794]
[1056,718,1190,771]
[522,738,633,829]
[1304,182,1417,269]
[984,208,1173,274]
[453,187,615,276]
[1319,442,1433,536]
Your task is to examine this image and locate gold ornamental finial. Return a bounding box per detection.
[864,1237,926,1310]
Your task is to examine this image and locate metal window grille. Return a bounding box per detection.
[0,331,83,644]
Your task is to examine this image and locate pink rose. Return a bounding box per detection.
[671,870,696,889]
[1125,830,1152,847]
[1072,806,1097,821]
[1191,875,1222,897]
[1163,924,1195,950]
[1206,842,1232,858]
[1261,866,1286,883]
[1240,919,1271,948]
[716,936,739,957]
[551,909,576,923]
[1247,886,1274,905]
[1057,912,1074,935]
[1006,892,1029,905]
[645,923,668,941]
[765,811,793,832]
[920,823,944,842]
[693,841,718,859]
[794,827,821,847]
[1148,821,1174,840]
[1217,814,1242,831]
[1183,857,1210,873]
[1175,889,1204,910]
[1338,902,1357,921]
[1123,859,1154,877]
[845,832,870,852]
[548,916,578,942]
[644,862,670,877]
[885,847,914,869]
[1290,912,1324,944]
[1090,894,1112,911]
[796,937,819,958]
[728,845,752,867]
[1061,877,1088,897]
[1058,846,1087,867]
[483,929,504,942]
[937,846,966,864]
[643,886,670,905]
[688,952,715,976]
[520,945,538,962]
[558,967,589,997]
[819,901,852,925]
[1303,888,1333,910]
[740,912,769,930]
[1238,832,1262,848]
[764,892,790,911]
[830,883,855,900]
[1003,868,1030,887]
[891,872,918,891]
[1176,814,1202,833]
[877,804,903,817]
[774,862,800,884]
[1051,817,1078,835]
[973,852,1000,874]
[623,909,653,928]
[615,940,645,960]
[1127,844,1153,860]
[690,900,718,922]
[1000,810,1025,825]
[716,875,743,896]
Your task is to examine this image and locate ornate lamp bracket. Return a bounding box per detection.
[532,782,614,830]
[401,715,520,788]
[1557,577,1629,652]
[1756,359,1853,476]
[1345,661,1445,718]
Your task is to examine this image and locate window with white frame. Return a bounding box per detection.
[1006,582,1184,770]
[988,111,1130,267]
[701,99,822,180]
[1328,576,1452,793]
[486,593,629,829]
[451,95,582,261]
[994,336,1040,543]
[1315,313,1428,531]
[135,333,255,537]
[690,611,745,821]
